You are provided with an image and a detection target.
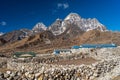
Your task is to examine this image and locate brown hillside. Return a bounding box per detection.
[74,30,120,45]
[0,30,120,55]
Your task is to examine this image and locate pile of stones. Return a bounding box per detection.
[0,70,37,80]
[36,59,118,80]
[0,58,7,68]
[2,58,118,80]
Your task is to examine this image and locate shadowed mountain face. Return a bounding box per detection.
[57,24,85,40]
[0,30,27,43]
[48,19,63,35]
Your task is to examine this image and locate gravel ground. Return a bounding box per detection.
[112,76,120,80]
[49,57,97,65]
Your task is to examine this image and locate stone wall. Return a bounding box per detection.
[7,52,89,71]
[0,58,7,68]
[6,58,119,80]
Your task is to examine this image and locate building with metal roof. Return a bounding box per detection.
[53,49,72,55]
[71,45,81,49]
[80,44,117,48]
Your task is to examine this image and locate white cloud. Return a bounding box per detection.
[0,21,7,26]
[57,3,69,9]
[63,3,69,9]
[52,2,69,15]
[58,3,63,8]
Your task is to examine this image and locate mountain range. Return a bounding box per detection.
[0,13,120,56]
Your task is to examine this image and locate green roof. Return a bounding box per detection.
[13,52,36,57]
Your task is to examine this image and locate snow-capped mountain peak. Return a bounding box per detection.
[62,13,106,32]
[48,13,106,35]
[32,22,47,33]
[65,13,81,21]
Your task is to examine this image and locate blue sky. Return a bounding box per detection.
[0,0,120,33]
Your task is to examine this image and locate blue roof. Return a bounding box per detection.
[54,50,60,54]
[72,46,80,49]
[71,44,117,49]
[80,44,117,48]
[53,49,71,54]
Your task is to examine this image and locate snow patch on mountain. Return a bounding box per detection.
[48,19,63,35]
[64,13,81,21]
[0,32,4,36]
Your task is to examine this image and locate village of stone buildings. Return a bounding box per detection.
[0,44,120,80]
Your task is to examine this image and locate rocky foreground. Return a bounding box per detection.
[0,47,120,80]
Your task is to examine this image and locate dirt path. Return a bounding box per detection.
[49,57,98,65]
[112,76,120,80]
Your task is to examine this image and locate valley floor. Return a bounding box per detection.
[0,47,120,80]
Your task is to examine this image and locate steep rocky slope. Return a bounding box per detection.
[48,19,63,35]
[0,30,27,43]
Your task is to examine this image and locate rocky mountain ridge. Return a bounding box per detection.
[49,13,106,35]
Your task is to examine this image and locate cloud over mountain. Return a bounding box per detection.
[57,3,69,9]
[0,21,7,26]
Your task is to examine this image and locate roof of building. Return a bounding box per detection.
[71,44,117,49]
[54,49,71,51]
[13,52,36,58]
[72,45,80,49]
[54,49,71,54]
[20,54,33,57]
[80,44,117,48]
